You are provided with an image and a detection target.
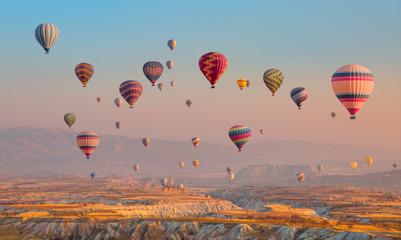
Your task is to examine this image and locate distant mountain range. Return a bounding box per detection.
[0,127,399,176]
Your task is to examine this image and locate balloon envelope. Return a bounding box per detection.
[228,173,235,182]
[170,81,176,87]
[160,178,168,186]
[246,80,251,88]
[296,173,305,183]
[178,161,184,169]
[119,80,143,108]
[228,125,251,151]
[168,178,174,186]
[226,167,233,174]
[115,98,123,108]
[97,97,102,102]
[76,131,99,159]
[331,65,374,119]
[199,52,227,88]
[75,63,94,87]
[350,162,358,170]
[166,60,174,69]
[133,164,139,172]
[64,113,76,129]
[365,157,373,167]
[290,87,308,109]
[35,23,59,54]
[191,137,200,148]
[178,184,184,189]
[192,160,199,168]
[115,121,122,129]
[90,172,95,179]
[263,69,283,96]
[157,83,164,91]
[142,138,150,147]
[237,79,247,90]
[393,163,398,169]
[260,129,264,135]
[143,61,163,86]
[186,99,192,108]
[167,39,177,50]
[331,112,336,119]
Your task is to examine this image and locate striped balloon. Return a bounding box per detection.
[191,137,200,148]
[64,113,76,129]
[237,79,247,90]
[76,131,99,159]
[119,80,143,108]
[143,61,163,86]
[167,39,177,50]
[263,69,283,96]
[228,125,251,152]
[199,52,228,88]
[331,65,374,120]
[192,160,199,168]
[290,87,308,110]
[75,63,94,87]
[296,173,305,183]
[114,98,123,108]
[166,60,174,70]
[35,23,59,54]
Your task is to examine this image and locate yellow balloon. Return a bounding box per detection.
[237,79,247,90]
[365,157,373,167]
[350,162,358,170]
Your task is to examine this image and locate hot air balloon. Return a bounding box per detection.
[115,121,122,130]
[350,162,358,170]
[166,60,174,70]
[290,87,308,110]
[178,184,184,189]
[133,164,139,172]
[157,83,164,91]
[263,69,283,96]
[331,112,336,119]
[191,137,200,148]
[170,81,175,87]
[186,99,192,108]
[317,165,323,175]
[226,167,233,174]
[142,138,150,147]
[143,61,163,86]
[90,172,95,179]
[237,79,247,90]
[393,163,398,169]
[114,98,123,108]
[97,97,102,102]
[228,125,251,152]
[178,161,184,169]
[331,65,374,120]
[160,178,167,187]
[192,160,199,168]
[167,39,176,51]
[199,52,228,88]
[365,157,373,167]
[228,173,235,182]
[296,173,305,183]
[119,80,143,108]
[35,23,59,54]
[168,178,174,187]
[64,113,76,129]
[76,131,99,159]
[246,80,251,88]
[260,129,264,135]
[75,63,94,87]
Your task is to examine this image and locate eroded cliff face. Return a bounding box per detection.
[0,218,382,240]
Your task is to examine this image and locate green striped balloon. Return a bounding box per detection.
[64,113,76,129]
[263,68,283,96]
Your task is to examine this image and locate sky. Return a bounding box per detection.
[0,0,400,150]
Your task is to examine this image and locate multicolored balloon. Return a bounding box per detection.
[296,173,305,183]
[76,131,99,159]
[114,98,123,108]
[290,87,308,110]
[226,167,233,174]
[199,52,228,88]
[96,97,102,102]
[237,79,247,90]
[75,63,94,87]
[178,161,184,169]
[115,121,122,130]
[246,80,251,88]
[186,99,192,108]
[365,157,373,167]
[350,162,358,170]
[119,80,143,108]
[228,125,251,152]
[142,138,150,147]
[192,160,199,168]
[228,173,235,182]
[35,23,59,54]
[331,112,336,119]
[143,61,163,86]
[166,60,174,70]
[331,65,374,120]
[167,39,177,51]
[133,164,139,172]
[317,165,323,175]
[157,83,164,91]
[64,113,76,129]
[170,81,176,87]
[263,69,283,96]
[191,137,200,148]
[168,178,174,187]
[90,172,95,179]
[260,129,264,135]
[393,163,398,169]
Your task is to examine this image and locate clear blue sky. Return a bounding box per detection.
[0,0,400,149]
